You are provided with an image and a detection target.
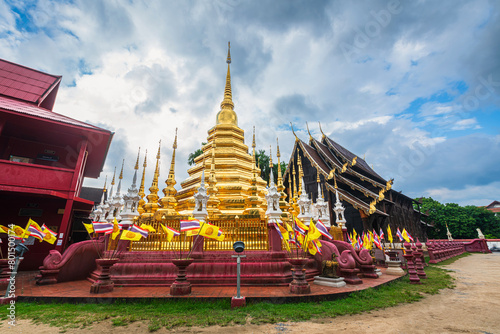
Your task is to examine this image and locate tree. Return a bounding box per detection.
[418,197,500,239]
[256,149,287,184]
[187,142,207,166]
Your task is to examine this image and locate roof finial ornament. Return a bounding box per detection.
[318,121,326,139]
[290,122,299,141]
[306,122,313,142]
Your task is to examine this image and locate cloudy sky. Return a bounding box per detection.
[2,0,499,206]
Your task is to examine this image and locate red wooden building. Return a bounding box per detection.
[0,59,113,269]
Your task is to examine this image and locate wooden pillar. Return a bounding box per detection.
[55,140,88,252]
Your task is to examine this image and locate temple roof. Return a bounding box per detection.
[0,58,61,110]
[322,136,386,183]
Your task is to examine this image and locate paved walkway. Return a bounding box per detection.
[16,267,400,303]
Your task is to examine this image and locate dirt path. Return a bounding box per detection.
[5,253,500,334]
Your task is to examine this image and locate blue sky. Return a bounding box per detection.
[1,0,499,206]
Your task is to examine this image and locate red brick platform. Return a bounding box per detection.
[13,267,404,303]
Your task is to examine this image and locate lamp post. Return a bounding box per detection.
[231,241,246,308]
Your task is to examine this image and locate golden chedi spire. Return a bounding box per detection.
[158,129,179,216]
[207,143,221,217]
[297,151,304,196]
[137,150,147,215]
[108,166,116,199]
[216,41,237,126]
[143,140,161,217]
[244,127,264,216]
[175,44,267,216]
[276,138,289,216]
[291,161,300,216]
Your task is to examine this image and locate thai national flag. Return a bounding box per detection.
[42,224,57,236]
[316,219,333,240]
[396,228,404,242]
[92,222,114,234]
[313,239,322,254]
[130,224,149,238]
[406,230,414,242]
[379,228,385,240]
[28,225,46,241]
[273,222,283,240]
[293,217,307,235]
[373,233,382,250]
[346,232,352,243]
[164,225,180,237]
[180,219,201,231]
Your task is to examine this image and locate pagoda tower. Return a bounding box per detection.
[175,42,267,217]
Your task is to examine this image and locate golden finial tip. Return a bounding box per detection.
[135,147,141,170]
[226,41,231,64]
[119,159,124,179]
[156,140,161,160]
[173,128,178,150]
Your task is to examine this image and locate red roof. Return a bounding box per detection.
[0,58,61,108]
[0,96,103,131]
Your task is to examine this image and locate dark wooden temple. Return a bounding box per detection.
[283,130,428,241]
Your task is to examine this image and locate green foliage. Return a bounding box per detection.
[187,142,207,166]
[16,265,455,332]
[418,197,500,239]
[256,149,287,184]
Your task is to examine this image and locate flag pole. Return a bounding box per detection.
[85,222,102,259]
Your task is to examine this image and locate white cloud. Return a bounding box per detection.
[2,0,499,207]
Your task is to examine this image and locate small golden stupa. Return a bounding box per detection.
[173,42,268,218]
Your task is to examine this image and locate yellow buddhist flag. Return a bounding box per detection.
[42,230,57,244]
[0,225,9,233]
[160,224,180,242]
[10,225,26,238]
[83,223,94,234]
[112,218,121,240]
[199,222,221,240]
[387,225,393,244]
[307,219,322,240]
[278,223,291,252]
[120,230,142,241]
[402,228,411,243]
[140,224,156,233]
[28,219,42,230]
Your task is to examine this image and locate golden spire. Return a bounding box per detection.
[276,138,283,189]
[316,169,324,200]
[108,166,116,198]
[135,148,140,170]
[103,175,107,192]
[318,121,326,139]
[292,163,298,199]
[252,125,256,158]
[143,140,161,217]
[216,41,237,126]
[116,159,124,195]
[137,150,147,214]
[159,130,178,216]
[207,142,221,216]
[297,151,303,195]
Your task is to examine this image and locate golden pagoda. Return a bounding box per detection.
[175,42,267,217]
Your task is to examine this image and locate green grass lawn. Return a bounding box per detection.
[3,252,470,332]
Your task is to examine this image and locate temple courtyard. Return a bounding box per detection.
[5,252,500,334]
